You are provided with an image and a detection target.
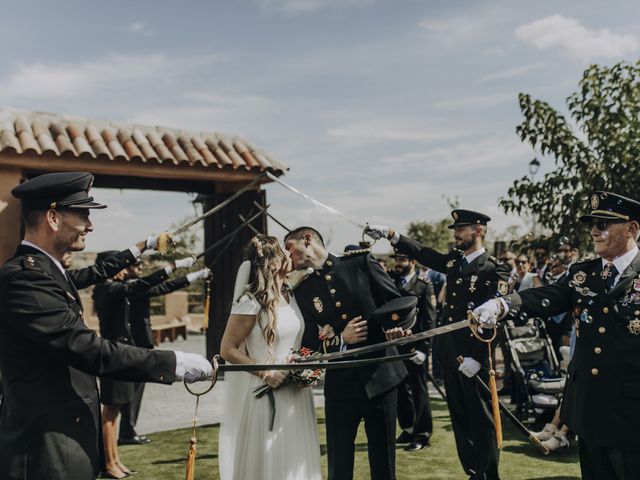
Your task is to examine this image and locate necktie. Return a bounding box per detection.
[398,277,407,288]
[460,257,468,271]
[602,263,619,290]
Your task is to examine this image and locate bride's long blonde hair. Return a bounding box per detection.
[244,234,290,359]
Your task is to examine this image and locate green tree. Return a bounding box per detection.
[500,61,640,246]
[406,217,452,253]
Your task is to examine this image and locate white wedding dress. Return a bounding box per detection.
[218,293,322,480]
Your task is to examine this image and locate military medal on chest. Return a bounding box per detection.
[628,319,640,336]
[601,263,614,280]
[313,297,324,313]
[468,275,478,293]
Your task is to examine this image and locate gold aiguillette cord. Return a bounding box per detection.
[467,311,503,449]
[183,355,219,480]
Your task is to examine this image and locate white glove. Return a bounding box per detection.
[174,351,212,383]
[187,268,211,283]
[411,350,427,365]
[458,357,481,378]
[365,224,389,240]
[175,256,196,269]
[146,235,158,251]
[472,299,504,330]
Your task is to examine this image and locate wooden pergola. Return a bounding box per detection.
[0,108,287,356]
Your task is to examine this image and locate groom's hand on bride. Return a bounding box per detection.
[341,317,368,345]
[261,370,286,389]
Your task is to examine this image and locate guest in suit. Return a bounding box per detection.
[285,227,409,480]
[390,250,437,451]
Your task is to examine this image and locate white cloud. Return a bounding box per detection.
[127,21,154,36]
[0,54,227,101]
[478,62,546,83]
[326,120,463,143]
[377,134,529,175]
[259,0,374,14]
[433,92,515,110]
[515,15,639,61]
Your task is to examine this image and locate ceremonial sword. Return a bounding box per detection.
[194,207,267,261]
[293,317,476,363]
[154,173,268,254]
[215,352,415,373]
[265,172,366,229]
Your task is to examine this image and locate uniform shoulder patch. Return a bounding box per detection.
[487,255,503,266]
[21,255,43,271]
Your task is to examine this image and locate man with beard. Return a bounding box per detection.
[285,227,408,480]
[0,172,212,480]
[367,210,510,480]
[390,250,437,451]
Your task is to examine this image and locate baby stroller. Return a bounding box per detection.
[500,318,566,423]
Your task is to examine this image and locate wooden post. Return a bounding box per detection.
[201,187,267,359]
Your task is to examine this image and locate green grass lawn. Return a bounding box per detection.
[120,400,580,479]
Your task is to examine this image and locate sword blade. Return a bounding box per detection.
[266,172,365,229]
[295,319,472,363]
[172,172,267,235]
[195,207,267,260]
[219,353,414,372]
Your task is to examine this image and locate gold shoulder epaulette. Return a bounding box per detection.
[343,248,370,257]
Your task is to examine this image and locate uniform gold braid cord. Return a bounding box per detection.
[468,311,503,449]
[202,279,212,330]
[184,357,219,480]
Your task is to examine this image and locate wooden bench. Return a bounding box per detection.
[152,322,188,346]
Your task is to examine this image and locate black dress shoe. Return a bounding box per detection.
[404,435,430,451]
[118,435,151,445]
[396,431,413,444]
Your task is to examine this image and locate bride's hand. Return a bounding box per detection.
[318,324,335,341]
[261,370,286,390]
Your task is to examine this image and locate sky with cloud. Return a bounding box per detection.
[1,1,639,253]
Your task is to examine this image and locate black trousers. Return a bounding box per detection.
[442,353,500,480]
[119,382,145,440]
[325,388,397,480]
[397,360,433,437]
[579,438,640,480]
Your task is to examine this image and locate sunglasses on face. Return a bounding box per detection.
[591,220,625,231]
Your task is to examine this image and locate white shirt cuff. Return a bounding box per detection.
[339,334,347,352]
[498,298,509,319]
[165,266,173,276]
[174,350,185,381]
[390,231,400,245]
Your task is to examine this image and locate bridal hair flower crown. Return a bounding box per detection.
[251,237,264,258]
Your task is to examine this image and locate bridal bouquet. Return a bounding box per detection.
[252,347,325,399]
[252,347,325,430]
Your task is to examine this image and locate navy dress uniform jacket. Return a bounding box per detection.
[0,245,176,480]
[398,274,436,354]
[393,235,511,364]
[295,251,407,400]
[506,252,640,449]
[129,276,191,349]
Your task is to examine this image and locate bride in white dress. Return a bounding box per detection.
[219,235,323,480]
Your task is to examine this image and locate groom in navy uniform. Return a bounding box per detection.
[285,227,408,480]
